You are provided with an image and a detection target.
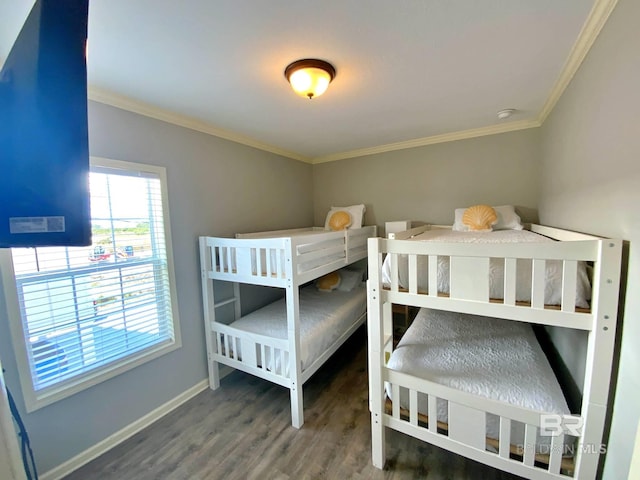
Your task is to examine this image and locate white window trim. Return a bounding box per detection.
[0,157,182,412]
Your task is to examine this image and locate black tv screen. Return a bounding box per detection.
[0,0,91,247]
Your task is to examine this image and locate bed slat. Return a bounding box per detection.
[428,395,438,433]
[548,432,564,474]
[409,389,418,425]
[265,248,272,277]
[450,257,490,301]
[531,259,546,308]
[504,258,517,306]
[562,260,578,312]
[392,384,400,418]
[390,253,399,292]
[523,424,537,466]
[408,254,418,294]
[428,255,438,297]
[449,402,486,450]
[499,417,511,459]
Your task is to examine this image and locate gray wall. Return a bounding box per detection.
[0,101,313,473]
[312,129,541,233]
[538,0,640,477]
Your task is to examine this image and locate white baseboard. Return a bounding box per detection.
[40,380,209,480]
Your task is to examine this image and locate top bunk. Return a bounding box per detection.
[201,224,377,288]
[368,220,621,331]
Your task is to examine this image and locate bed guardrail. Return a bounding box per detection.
[209,322,292,388]
[368,234,619,330]
[201,226,376,287]
[381,369,579,478]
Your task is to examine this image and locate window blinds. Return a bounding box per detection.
[11,167,176,392]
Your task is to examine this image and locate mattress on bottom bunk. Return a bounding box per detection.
[386,308,572,451]
[229,284,366,374]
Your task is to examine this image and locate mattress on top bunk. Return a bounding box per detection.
[229,284,366,373]
[381,228,591,307]
[386,308,572,451]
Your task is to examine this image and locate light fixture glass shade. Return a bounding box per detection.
[285,59,336,99]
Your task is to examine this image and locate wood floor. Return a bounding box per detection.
[64,327,524,480]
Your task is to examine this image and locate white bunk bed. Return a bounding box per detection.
[200,225,376,428]
[367,223,622,479]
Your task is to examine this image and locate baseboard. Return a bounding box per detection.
[40,379,209,480]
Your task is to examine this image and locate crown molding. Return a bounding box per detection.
[311,119,541,164]
[86,0,617,166]
[538,0,618,123]
[87,86,312,164]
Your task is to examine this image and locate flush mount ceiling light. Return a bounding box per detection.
[497,108,516,120]
[284,59,336,99]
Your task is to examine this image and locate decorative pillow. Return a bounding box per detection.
[461,204,498,231]
[316,271,341,292]
[324,204,366,230]
[336,268,363,292]
[452,204,523,231]
[327,210,352,231]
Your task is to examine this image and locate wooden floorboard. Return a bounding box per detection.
[64,327,524,480]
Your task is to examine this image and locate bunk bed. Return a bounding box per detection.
[367,217,622,479]
[200,223,376,428]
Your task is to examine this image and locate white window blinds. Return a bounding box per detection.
[6,159,180,409]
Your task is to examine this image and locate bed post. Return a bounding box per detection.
[575,238,622,479]
[199,237,220,389]
[283,238,304,428]
[368,237,387,468]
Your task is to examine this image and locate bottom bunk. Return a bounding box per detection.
[371,308,583,479]
[207,281,367,426]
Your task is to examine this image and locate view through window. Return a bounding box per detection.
[6,160,180,409]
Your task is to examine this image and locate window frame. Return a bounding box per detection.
[0,157,182,412]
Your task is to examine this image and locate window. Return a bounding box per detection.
[1,158,181,411]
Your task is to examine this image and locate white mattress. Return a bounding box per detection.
[381,229,591,307]
[229,284,366,373]
[386,308,572,451]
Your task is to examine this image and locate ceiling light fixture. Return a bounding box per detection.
[497,108,516,120]
[284,59,336,100]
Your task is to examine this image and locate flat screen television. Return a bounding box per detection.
[0,0,91,247]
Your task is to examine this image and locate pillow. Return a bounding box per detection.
[461,204,498,232]
[316,271,341,292]
[324,204,366,230]
[336,268,363,292]
[327,210,352,231]
[493,205,524,230]
[453,204,523,231]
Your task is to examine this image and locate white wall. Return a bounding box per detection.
[0,101,314,474]
[538,0,640,478]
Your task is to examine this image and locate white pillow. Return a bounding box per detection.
[493,205,524,230]
[324,204,366,230]
[452,205,523,231]
[336,268,364,292]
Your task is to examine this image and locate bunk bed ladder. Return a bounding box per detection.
[200,237,243,390]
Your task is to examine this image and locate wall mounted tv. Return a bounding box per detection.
[0,0,91,247]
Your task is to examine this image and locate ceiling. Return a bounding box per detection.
[1,1,616,163]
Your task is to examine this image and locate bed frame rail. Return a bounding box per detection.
[377,369,580,479]
[369,230,616,330]
[201,226,375,288]
[208,322,292,388]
